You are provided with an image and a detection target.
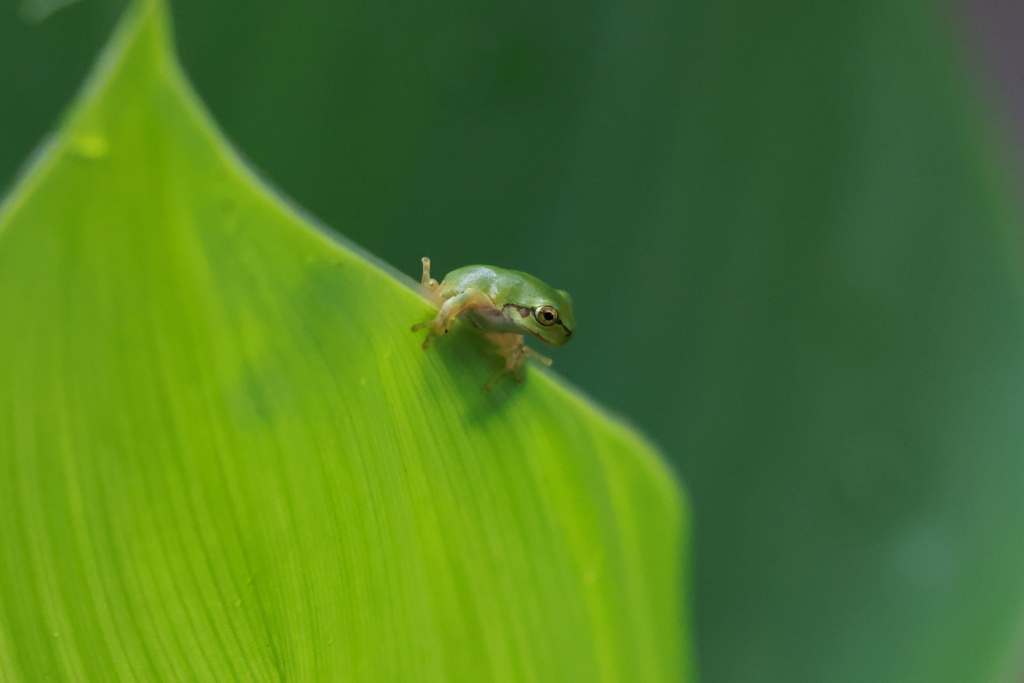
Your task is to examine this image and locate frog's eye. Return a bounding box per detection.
[534,305,559,326]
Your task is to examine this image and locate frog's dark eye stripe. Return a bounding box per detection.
[534,305,559,326]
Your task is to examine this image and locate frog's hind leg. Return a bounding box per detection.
[411,256,453,349]
[417,257,446,307]
[480,333,522,392]
[481,334,554,392]
[482,334,524,392]
[509,347,552,385]
[420,257,440,290]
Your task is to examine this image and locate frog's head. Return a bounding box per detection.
[526,289,576,347]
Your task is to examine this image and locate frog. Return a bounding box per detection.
[411,257,576,392]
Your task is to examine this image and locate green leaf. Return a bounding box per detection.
[0,1,689,680]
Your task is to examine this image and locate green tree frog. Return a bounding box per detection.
[411,258,576,392]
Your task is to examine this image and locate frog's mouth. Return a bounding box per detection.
[520,328,551,345]
[540,322,573,340]
[527,324,572,346]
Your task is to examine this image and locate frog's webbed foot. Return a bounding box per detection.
[411,314,455,350]
[410,320,441,350]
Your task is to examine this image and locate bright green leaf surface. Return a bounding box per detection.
[0,2,689,680]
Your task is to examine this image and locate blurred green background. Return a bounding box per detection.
[3,0,1024,681]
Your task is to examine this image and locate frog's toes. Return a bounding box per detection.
[522,346,552,366]
[412,318,443,350]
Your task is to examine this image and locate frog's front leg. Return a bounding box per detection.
[482,333,551,392]
[483,334,520,393]
[522,346,552,367]
[412,287,494,350]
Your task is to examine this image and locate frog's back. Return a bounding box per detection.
[443,265,501,296]
[442,265,559,307]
